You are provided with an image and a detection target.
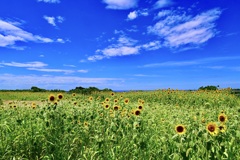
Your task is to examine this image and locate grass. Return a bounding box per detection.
[0,89,239,159]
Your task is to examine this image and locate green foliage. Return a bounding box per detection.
[0,89,239,159]
[0,98,3,105]
[69,86,112,94]
[31,86,46,92]
[231,89,240,97]
[198,85,219,91]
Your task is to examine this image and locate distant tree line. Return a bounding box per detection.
[0,86,112,94]
[69,86,112,94]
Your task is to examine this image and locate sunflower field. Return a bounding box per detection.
[0,89,239,159]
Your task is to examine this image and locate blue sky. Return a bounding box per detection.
[0,0,240,90]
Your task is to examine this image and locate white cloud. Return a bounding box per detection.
[155,10,172,19]
[127,11,138,20]
[88,35,139,61]
[142,41,161,51]
[0,61,47,68]
[37,0,60,3]
[87,55,105,61]
[43,16,64,27]
[127,9,149,21]
[43,16,56,26]
[101,46,139,57]
[147,8,222,49]
[117,35,138,45]
[102,0,138,10]
[0,19,60,49]
[57,16,64,23]
[57,38,65,43]
[154,0,173,9]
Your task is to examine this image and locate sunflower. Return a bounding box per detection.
[88,96,93,101]
[124,98,129,104]
[219,124,227,133]
[114,99,118,103]
[57,93,63,100]
[72,93,76,96]
[175,124,186,135]
[218,113,227,123]
[206,122,219,136]
[84,121,89,127]
[134,109,141,116]
[104,104,110,109]
[31,102,36,109]
[48,94,55,102]
[105,98,110,102]
[111,92,115,96]
[138,99,142,104]
[138,105,143,110]
[113,105,119,111]
[113,105,121,111]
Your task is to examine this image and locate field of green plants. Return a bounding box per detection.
[0,89,239,159]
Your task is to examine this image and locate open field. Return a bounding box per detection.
[0,89,240,159]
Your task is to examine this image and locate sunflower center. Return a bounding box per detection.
[219,116,225,122]
[49,96,55,101]
[135,110,140,115]
[208,125,215,132]
[219,126,224,130]
[177,126,184,132]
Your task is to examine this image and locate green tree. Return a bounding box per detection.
[31,86,46,92]
[198,85,218,91]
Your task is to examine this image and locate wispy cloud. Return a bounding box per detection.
[148,8,222,49]
[201,66,240,72]
[132,74,163,77]
[27,68,75,74]
[142,56,240,68]
[0,19,62,49]
[153,0,173,9]
[102,0,139,10]
[0,61,47,68]
[88,35,164,61]
[88,35,140,61]
[77,70,88,73]
[63,64,76,67]
[0,61,88,74]
[0,74,123,90]
[37,0,60,3]
[43,15,64,27]
[142,41,161,51]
